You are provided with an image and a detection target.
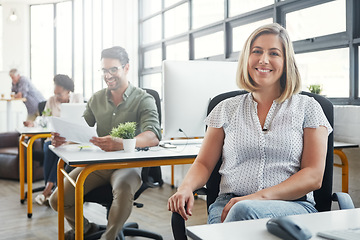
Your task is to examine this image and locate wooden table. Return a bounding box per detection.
[17,127,52,218]
[334,141,359,193]
[50,143,200,240]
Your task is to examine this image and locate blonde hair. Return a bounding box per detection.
[236,23,301,103]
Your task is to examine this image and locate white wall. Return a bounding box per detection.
[0,3,29,132]
[1,3,30,75]
[334,106,360,145]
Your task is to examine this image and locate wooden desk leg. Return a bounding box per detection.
[75,169,89,240]
[171,165,175,188]
[19,135,26,204]
[333,149,349,193]
[58,159,65,240]
[26,136,37,218]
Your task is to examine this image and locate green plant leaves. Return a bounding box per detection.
[110,122,137,139]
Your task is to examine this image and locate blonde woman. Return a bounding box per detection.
[168,23,332,223]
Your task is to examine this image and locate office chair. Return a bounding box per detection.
[84,88,163,240]
[171,90,355,240]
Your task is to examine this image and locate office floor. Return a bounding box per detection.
[0,147,359,240]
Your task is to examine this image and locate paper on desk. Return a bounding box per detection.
[50,117,98,144]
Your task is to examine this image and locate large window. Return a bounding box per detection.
[30,0,114,100]
[30,4,54,99]
[0,5,3,71]
[138,0,360,105]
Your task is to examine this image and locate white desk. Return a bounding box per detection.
[187,208,360,240]
[17,127,52,218]
[0,97,26,131]
[50,143,201,240]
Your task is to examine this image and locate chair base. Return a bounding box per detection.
[85,222,163,240]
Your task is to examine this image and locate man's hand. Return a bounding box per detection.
[90,135,122,152]
[51,132,67,147]
[23,121,34,127]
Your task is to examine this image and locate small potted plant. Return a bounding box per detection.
[308,84,322,95]
[35,108,52,129]
[110,122,137,152]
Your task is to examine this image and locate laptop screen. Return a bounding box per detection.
[60,103,87,125]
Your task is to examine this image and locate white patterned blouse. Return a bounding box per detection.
[204,93,333,205]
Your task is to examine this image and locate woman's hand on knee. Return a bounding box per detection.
[167,187,194,221]
[221,197,242,222]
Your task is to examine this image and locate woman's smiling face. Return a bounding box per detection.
[247,33,284,91]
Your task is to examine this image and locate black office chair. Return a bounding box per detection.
[84,88,163,240]
[171,90,355,240]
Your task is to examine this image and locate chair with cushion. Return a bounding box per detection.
[171,90,355,240]
[0,131,44,181]
[84,88,163,240]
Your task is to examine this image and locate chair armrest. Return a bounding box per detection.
[332,192,355,209]
[0,132,20,148]
[171,212,188,240]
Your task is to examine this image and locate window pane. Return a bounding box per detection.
[141,0,161,19]
[92,0,103,93]
[142,73,162,99]
[297,48,349,98]
[194,31,223,59]
[192,0,224,29]
[103,0,114,49]
[164,3,188,38]
[166,41,189,60]
[286,0,346,41]
[84,0,93,99]
[74,0,83,97]
[229,0,273,17]
[165,0,181,8]
[0,6,2,70]
[233,18,272,52]
[31,4,54,100]
[56,1,72,76]
[358,46,360,98]
[142,16,162,45]
[144,48,162,69]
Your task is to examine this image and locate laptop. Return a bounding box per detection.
[60,103,87,125]
[317,227,360,240]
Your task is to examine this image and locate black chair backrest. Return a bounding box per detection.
[205,91,334,212]
[38,101,47,116]
[143,88,162,125]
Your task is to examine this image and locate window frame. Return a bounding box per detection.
[138,0,360,105]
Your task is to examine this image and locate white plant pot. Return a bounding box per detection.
[123,138,136,153]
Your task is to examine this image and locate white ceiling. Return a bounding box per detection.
[0,0,67,4]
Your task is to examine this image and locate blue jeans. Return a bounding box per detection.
[43,141,58,184]
[207,193,317,224]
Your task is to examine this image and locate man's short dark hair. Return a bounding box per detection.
[54,74,74,92]
[101,46,129,66]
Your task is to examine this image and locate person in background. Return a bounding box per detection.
[168,23,332,224]
[49,46,161,240]
[33,74,84,205]
[9,68,45,121]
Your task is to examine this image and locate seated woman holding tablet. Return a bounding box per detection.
[168,23,332,223]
